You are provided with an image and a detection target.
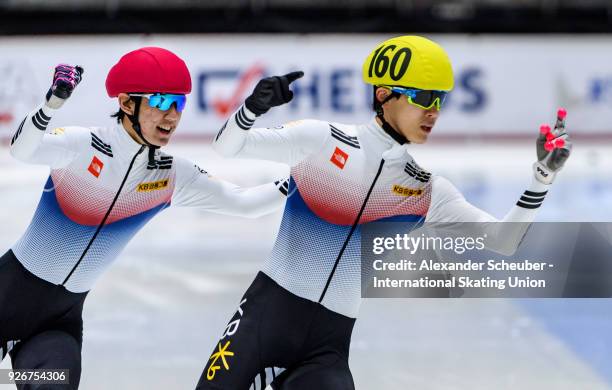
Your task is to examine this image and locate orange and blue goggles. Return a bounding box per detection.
[130,93,187,112]
[389,87,448,110]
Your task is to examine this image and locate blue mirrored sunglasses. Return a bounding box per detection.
[130,93,187,112]
[389,87,448,110]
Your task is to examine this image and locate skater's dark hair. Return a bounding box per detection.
[110,109,125,124]
[111,95,141,124]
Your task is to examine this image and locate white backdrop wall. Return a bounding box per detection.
[0,34,610,138]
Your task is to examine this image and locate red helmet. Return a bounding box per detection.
[105,46,192,97]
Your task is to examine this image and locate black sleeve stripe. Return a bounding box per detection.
[331,133,360,149]
[147,156,174,170]
[516,201,541,209]
[405,162,431,176]
[37,109,51,122]
[519,196,544,204]
[520,194,546,201]
[411,176,431,183]
[330,125,358,141]
[91,133,109,146]
[330,129,358,144]
[10,118,26,145]
[404,170,431,183]
[404,162,432,182]
[215,120,228,141]
[329,125,360,149]
[235,116,250,130]
[32,109,51,131]
[92,144,113,157]
[524,190,548,197]
[407,170,431,180]
[517,190,547,209]
[91,138,112,153]
[91,133,114,157]
[31,114,47,130]
[404,165,418,175]
[406,171,430,180]
[34,109,50,123]
[235,106,255,130]
[34,113,50,125]
[239,106,255,124]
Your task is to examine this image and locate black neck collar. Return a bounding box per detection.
[376,114,409,145]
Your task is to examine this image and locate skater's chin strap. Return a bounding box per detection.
[375,92,409,145]
[126,96,160,165]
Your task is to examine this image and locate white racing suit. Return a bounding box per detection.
[1,102,286,389]
[196,104,551,390]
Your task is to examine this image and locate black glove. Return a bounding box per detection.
[245,71,304,116]
[45,64,84,103]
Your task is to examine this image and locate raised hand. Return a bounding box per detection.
[46,64,84,108]
[244,71,304,116]
[533,108,572,184]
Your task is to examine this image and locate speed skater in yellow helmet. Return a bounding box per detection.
[363,35,454,144]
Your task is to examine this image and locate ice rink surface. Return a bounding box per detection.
[1,139,612,389]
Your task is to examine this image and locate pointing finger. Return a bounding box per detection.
[283,71,304,84]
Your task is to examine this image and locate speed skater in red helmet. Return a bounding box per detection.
[1,47,287,389]
[106,46,192,149]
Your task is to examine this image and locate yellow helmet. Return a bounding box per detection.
[362,35,454,91]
